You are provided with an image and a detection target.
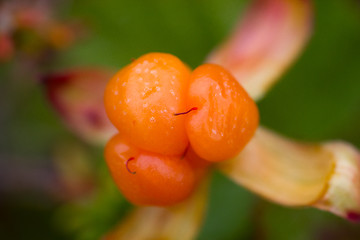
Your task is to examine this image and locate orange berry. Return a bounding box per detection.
[184,146,211,169]
[105,134,196,206]
[185,63,259,162]
[104,53,191,155]
[184,146,211,181]
[104,53,259,206]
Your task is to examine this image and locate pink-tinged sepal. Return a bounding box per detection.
[219,128,360,221]
[347,212,360,222]
[207,0,312,100]
[44,68,117,146]
[313,142,360,220]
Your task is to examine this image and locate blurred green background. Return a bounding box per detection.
[1,0,360,239]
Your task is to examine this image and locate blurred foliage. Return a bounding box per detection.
[258,0,360,147]
[0,0,359,239]
[57,0,249,69]
[55,150,132,240]
[196,171,256,240]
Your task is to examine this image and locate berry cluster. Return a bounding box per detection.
[104,53,258,206]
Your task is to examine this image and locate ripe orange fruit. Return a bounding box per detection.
[104,53,191,156]
[105,134,196,206]
[104,53,259,206]
[185,64,259,162]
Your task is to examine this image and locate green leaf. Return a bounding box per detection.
[196,171,256,240]
[57,0,248,68]
[258,0,360,148]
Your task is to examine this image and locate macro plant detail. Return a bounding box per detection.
[2,0,360,239]
[100,0,360,238]
[103,52,258,206]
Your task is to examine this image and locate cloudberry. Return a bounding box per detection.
[185,64,259,162]
[105,134,196,206]
[104,53,259,206]
[104,53,191,156]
